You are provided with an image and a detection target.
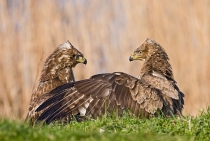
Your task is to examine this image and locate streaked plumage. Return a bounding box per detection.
[35,38,184,124]
[26,41,87,123]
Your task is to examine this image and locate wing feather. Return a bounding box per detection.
[142,74,179,99]
[36,73,167,124]
[86,98,100,118]
[36,90,80,121]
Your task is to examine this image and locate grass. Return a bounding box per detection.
[0,108,210,141]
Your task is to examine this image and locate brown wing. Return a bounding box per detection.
[141,73,184,116]
[35,72,164,124]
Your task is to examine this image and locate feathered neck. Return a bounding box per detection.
[140,46,175,82]
[31,46,76,101]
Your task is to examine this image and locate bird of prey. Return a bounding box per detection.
[35,38,184,124]
[26,41,87,123]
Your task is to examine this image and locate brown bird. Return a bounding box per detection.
[26,41,87,123]
[35,38,184,124]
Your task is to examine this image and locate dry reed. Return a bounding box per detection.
[0,0,209,119]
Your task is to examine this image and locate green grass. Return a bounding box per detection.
[0,108,210,141]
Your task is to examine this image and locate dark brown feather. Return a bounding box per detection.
[26,41,86,124]
[34,38,184,124]
[36,72,165,124]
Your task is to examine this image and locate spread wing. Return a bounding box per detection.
[35,72,166,124]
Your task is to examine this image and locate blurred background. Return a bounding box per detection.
[0,0,210,119]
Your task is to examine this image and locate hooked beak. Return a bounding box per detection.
[129,56,134,61]
[129,54,138,61]
[76,56,87,65]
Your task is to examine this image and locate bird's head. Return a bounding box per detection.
[129,38,162,62]
[40,41,87,81]
[129,38,173,80]
[56,41,87,67]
